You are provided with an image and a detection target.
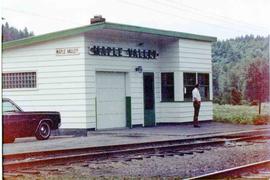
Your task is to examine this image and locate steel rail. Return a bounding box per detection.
[187,159,270,179]
[5,129,269,161]
[2,135,241,162]
[4,134,267,171]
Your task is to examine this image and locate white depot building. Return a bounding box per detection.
[2,17,216,133]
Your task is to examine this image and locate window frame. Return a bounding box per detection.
[161,72,174,102]
[198,73,210,101]
[183,72,210,102]
[3,101,22,113]
[183,72,197,102]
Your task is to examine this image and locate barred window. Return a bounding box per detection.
[2,72,36,89]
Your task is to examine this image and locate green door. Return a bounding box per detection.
[143,72,155,127]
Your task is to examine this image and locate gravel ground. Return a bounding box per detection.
[4,140,270,179]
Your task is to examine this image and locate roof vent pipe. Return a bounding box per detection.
[90,15,106,24]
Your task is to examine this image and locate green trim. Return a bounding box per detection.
[104,23,217,42]
[3,22,216,50]
[2,22,105,50]
[95,97,98,130]
[126,96,132,128]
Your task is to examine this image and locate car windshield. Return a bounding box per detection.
[3,101,21,112]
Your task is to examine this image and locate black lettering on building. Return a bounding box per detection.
[127,48,132,57]
[138,49,142,58]
[118,48,123,56]
[147,50,152,59]
[112,47,117,56]
[143,50,147,58]
[132,49,138,58]
[88,45,158,59]
[101,46,106,56]
[106,47,112,56]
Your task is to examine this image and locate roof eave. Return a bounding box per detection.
[103,23,217,42]
[2,22,106,50]
[2,22,217,50]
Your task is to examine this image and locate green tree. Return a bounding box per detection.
[245,58,269,114]
[212,35,269,104]
[2,22,34,42]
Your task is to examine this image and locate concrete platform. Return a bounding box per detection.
[3,122,270,155]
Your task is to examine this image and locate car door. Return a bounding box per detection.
[3,101,21,137]
[13,112,33,137]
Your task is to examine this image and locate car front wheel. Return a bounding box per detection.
[35,121,51,140]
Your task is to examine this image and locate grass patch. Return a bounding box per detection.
[213,103,270,125]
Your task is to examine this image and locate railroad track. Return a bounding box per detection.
[4,133,270,172]
[188,159,270,179]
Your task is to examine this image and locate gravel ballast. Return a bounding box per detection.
[4,139,270,179]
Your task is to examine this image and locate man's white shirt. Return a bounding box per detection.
[192,88,201,102]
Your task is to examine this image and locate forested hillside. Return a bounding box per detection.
[2,22,34,42]
[212,35,269,104]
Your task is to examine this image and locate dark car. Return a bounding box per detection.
[3,98,61,143]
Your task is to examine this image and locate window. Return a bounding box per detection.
[3,101,21,112]
[2,72,36,89]
[184,72,210,101]
[184,73,196,101]
[161,73,174,101]
[198,73,209,100]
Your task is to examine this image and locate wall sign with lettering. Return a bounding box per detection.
[56,47,80,56]
[88,46,159,59]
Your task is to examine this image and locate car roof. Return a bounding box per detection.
[2,98,11,102]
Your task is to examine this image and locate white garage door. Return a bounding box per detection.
[96,72,126,129]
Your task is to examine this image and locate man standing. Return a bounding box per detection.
[192,83,201,127]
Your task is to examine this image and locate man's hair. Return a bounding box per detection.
[194,83,199,88]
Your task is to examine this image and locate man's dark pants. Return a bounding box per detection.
[193,101,200,126]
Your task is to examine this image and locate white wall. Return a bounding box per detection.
[155,39,213,123]
[156,102,213,122]
[2,35,88,129]
[179,39,213,101]
[3,31,213,130]
[84,32,162,128]
[179,39,212,72]
[85,33,213,126]
[159,40,180,71]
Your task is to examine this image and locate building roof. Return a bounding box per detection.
[3,22,217,50]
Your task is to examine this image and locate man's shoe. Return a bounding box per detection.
[194,125,200,128]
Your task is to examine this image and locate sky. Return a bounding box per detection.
[1,0,270,40]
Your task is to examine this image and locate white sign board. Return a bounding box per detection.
[56,47,80,56]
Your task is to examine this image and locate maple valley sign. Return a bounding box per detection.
[88,46,159,59]
[56,47,80,56]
